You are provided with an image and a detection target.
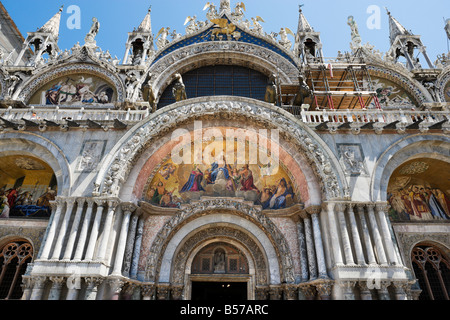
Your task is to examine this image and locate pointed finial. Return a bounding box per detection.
[299,4,304,12]
[385,7,391,16]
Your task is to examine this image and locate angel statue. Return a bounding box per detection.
[279,28,294,50]
[185,16,199,35]
[156,27,171,50]
[347,16,362,49]
[172,73,187,102]
[231,2,246,21]
[251,16,265,34]
[203,2,218,21]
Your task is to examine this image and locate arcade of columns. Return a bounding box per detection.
[20,195,413,300]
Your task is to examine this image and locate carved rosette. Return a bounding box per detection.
[97,97,343,201]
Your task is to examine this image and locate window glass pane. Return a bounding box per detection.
[157,65,268,109]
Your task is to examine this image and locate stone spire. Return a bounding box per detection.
[122,6,154,66]
[385,8,410,46]
[38,5,64,39]
[137,6,152,33]
[297,6,314,33]
[385,8,434,70]
[294,6,323,63]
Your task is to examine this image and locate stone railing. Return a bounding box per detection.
[0,106,149,123]
[299,108,450,133]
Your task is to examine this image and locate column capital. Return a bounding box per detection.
[94,198,106,207]
[76,197,87,206]
[85,198,95,207]
[121,202,138,214]
[141,283,156,299]
[84,276,103,289]
[305,205,322,216]
[49,276,65,288]
[107,277,125,294]
[375,202,390,212]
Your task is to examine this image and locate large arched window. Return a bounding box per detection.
[158,65,269,108]
[412,245,450,300]
[0,240,33,300]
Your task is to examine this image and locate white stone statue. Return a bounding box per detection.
[184,16,198,35]
[251,16,265,34]
[156,27,171,50]
[231,2,246,21]
[347,16,362,49]
[203,2,218,21]
[85,18,100,47]
[279,28,294,50]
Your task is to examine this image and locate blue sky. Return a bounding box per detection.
[2,0,449,63]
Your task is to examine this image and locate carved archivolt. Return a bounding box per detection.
[144,198,296,285]
[148,41,299,97]
[171,227,268,286]
[17,63,125,103]
[96,96,345,201]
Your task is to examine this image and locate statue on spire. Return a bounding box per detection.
[85,17,100,48]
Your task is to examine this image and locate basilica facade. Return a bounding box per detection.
[0,0,449,301]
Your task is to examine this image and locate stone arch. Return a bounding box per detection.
[14,62,126,104]
[95,96,346,202]
[370,133,450,202]
[171,227,267,300]
[147,41,299,100]
[436,65,450,103]
[367,64,432,106]
[0,132,72,196]
[144,198,296,287]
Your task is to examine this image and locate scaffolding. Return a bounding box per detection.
[278,51,382,115]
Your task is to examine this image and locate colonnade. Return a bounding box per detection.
[20,196,416,300]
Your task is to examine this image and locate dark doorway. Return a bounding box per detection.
[191,282,248,301]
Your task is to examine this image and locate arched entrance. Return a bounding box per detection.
[189,242,251,301]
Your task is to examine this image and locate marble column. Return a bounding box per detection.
[111,203,136,276]
[96,199,118,262]
[356,204,377,265]
[294,212,309,282]
[346,203,366,265]
[366,204,388,265]
[307,205,328,279]
[123,210,141,277]
[85,199,105,261]
[84,277,103,300]
[51,197,76,260]
[73,198,95,261]
[63,198,86,260]
[303,212,317,280]
[325,202,344,266]
[40,198,65,260]
[130,215,146,279]
[48,276,65,300]
[336,203,355,265]
[29,276,47,300]
[376,203,399,265]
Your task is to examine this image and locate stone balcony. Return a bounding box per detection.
[0,106,150,131]
[299,108,450,134]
